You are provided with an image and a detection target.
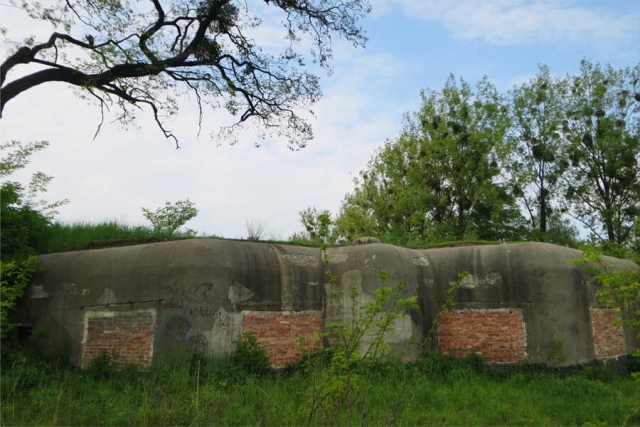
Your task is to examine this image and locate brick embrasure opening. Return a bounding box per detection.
[438,308,527,363]
[589,308,625,359]
[82,309,156,368]
[241,311,323,368]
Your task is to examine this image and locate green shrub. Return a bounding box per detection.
[231,331,271,376]
[0,183,51,258]
[86,352,120,381]
[141,199,198,235]
[0,256,40,338]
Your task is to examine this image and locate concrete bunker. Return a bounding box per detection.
[18,240,639,368]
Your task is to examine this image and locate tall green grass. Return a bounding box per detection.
[39,219,327,254]
[2,347,639,426]
[40,220,195,253]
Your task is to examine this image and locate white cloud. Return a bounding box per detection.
[390,0,636,46]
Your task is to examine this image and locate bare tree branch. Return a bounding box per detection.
[1,0,370,147]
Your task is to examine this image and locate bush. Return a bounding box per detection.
[86,351,120,381]
[1,141,63,341]
[231,331,271,376]
[0,183,51,258]
[0,256,41,338]
[141,199,198,235]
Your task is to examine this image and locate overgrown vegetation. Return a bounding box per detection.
[297,270,418,425]
[2,342,639,426]
[2,261,639,425]
[0,141,62,337]
[40,220,192,253]
[573,247,640,378]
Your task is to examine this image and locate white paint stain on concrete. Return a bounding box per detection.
[328,253,349,264]
[96,287,117,305]
[411,257,429,267]
[28,285,49,299]
[228,281,255,305]
[283,253,319,267]
[423,278,435,288]
[460,272,502,289]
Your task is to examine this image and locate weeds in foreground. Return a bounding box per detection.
[297,270,418,426]
[2,344,639,426]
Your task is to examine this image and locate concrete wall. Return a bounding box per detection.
[18,240,639,368]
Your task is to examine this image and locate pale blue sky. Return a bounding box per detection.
[1,0,638,239]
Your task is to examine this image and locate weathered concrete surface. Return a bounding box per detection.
[18,240,639,367]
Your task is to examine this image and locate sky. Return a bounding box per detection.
[1,0,638,240]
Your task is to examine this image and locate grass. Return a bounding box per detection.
[2,346,639,426]
[38,220,502,254]
[34,220,640,264]
[37,220,324,254]
[39,220,201,253]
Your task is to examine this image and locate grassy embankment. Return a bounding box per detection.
[39,220,193,253]
[40,220,505,254]
[2,347,639,426]
[39,220,328,253]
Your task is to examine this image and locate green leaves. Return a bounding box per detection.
[231,331,271,376]
[337,75,519,245]
[0,141,69,220]
[141,199,198,236]
[509,65,569,239]
[297,206,336,247]
[0,140,67,340]
[572,250,640,367]
[562,60,640,245]
[335,61,638,249]
[0,140,48,178]
[300,269,418,425]
[0,256,41,338]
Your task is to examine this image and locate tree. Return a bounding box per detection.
[1,0,371,148]
[0,141,69,219]
[295,206,336,246]
[141,199,198,235]
[1,141,63,338]
[562,60,640,245]
[337,76,522,245]
[0,140,68,256]
[509,65,569,239]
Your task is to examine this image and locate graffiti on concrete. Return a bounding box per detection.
[157,315,209,352]
[163,281,212,305]
[162,281,218,318]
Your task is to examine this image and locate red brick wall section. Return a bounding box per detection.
[82,310,156,368]
[590,308,626,358]
[242,311,323,368]
[438,308,527,363]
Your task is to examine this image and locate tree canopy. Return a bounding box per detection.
[509,65,568,238]
[1,0,371,147]
[334,61,638,248]
[336,75,523,245]
[561,61,640,245]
